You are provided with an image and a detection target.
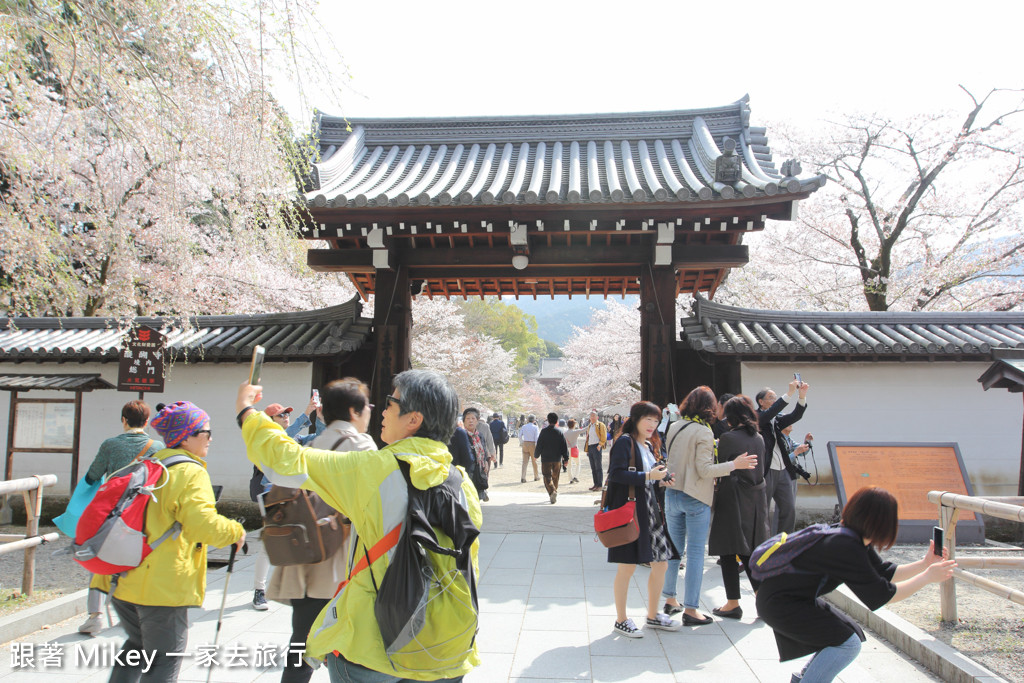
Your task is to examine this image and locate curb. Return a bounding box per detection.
[825,585,1007,683]
[0,588,88,645]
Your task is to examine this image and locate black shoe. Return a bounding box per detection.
[712,606,743,619]
[683,612,714,626]
[252,589,268,611]
[662,602,683,616]
[480,491,489,502]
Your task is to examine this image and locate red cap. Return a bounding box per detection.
[265,403,293,417]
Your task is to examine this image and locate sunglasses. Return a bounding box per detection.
[192,429,212,439]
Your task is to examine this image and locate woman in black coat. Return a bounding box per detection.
[756,486,955,682]
[707,395,769,620]
[605,401,677,638]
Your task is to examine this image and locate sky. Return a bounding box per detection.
[277,0,1024,135]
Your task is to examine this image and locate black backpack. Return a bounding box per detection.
[750,523,860,581]
[366,457,480,674]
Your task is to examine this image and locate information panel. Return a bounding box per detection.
[828,442,984,543]
[12,402,76,450]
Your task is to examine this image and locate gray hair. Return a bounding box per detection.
[393,369,459,443]
[527,414,536,423]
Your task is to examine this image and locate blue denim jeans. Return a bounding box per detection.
[796,632,862,682]
[660,489,711,610]
[326,653,464,683]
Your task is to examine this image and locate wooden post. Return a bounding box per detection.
[21,480,42,596]
[938,504,960,622]
[1019,394,1024,497]
[1,390,17,524]
[369,265,411,441]
[640,265,677,409]
[71,390,83,494]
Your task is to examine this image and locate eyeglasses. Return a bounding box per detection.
[192,429,212,439]
[385,395,403,409]
[366,403,375,411]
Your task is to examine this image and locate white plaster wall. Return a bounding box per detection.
[741,361,1023,514]
[0,361,314,499]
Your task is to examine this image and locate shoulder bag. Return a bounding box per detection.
[593,438,640,548]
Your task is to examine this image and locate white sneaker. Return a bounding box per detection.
[613,618,643,638]
[78,614,103,635]
[645,613,682,631]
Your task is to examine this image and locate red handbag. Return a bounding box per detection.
[594,439,640,548]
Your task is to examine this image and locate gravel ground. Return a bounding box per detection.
[0,525,90,598]
[879,544,1024,683]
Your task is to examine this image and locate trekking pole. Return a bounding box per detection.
[206,541,246,683]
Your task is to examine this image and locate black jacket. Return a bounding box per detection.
[755,530,897,661]
[758,397,806,476]
[447,427,480,489]
[707,427,769,557]
[535,424,569,463]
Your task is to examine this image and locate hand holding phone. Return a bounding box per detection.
[248,345,266,386]
[932,526,944,556]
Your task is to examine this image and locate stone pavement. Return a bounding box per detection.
[0,484,940,682]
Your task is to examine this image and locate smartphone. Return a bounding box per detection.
[932,526,944,555]
[312,388,321,407]
[794,372,802,383]
[248,345,266,385]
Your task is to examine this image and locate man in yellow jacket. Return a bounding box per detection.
[236,369,482,683]
[583,410,608,491]
[109,401,245,683]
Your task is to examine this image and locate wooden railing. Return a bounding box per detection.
[0,474,59,596]
[927,490,1024,622]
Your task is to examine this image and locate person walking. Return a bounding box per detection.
[758,487,955,682]
[606,401,680,638]
[662,387,758,626]
[708,395,769,621]
[535,413,569,503]
[488,413,508,467]
[583,410,608,491]
[463,407,495,501]
[519,414,540,483]
[563,418,585,484]
[77,401,164,636]
[107,401,245,682]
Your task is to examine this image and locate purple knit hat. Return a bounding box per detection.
[150,401,209,448]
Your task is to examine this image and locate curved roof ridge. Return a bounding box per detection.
[693,296,1024,325]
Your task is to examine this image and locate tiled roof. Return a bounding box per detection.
[681,297,1024,359]
[0,373,115,391]
[0,299,371,363]
[979,357,1024,391]
[306,97,825,209]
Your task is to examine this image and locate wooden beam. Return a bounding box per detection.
[306,244,748,272]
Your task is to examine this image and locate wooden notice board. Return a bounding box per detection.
[827,442,984,543]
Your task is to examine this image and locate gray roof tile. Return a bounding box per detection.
[0,298,371,363]
[682,297,1024,359]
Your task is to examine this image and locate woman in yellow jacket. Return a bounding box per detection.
[108,401,245,683]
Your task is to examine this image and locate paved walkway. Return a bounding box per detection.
[1,484,939,682]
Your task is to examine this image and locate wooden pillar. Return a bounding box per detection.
[1019,393,1024,497]
[370,266,412,441]
[640,266,677,409]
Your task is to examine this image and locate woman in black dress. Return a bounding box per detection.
[707,395,769,620]
[757,486,955,682]
[605,401,677,638]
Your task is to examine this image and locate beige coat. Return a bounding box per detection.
[267,421,377,603]
[663,418,733,507]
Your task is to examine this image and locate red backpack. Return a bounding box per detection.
[71,455,194,574]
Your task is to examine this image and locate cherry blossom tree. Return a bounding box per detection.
[408,298,517,407]
[0,0,354,318]
[558,299,640,413]
[722,87,1024,312]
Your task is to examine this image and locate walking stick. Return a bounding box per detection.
[206,542,246,683]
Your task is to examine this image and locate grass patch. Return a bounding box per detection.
[0,588,65,618]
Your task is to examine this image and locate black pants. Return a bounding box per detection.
[587,445,603,487]
[108,598,189,683]
[495,442,504,465]
[720,554,760,601]
[281,596,330,683]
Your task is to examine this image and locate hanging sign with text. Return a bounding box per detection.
[118,326,165,393]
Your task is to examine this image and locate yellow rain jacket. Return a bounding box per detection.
[111,448,244,607]
[241,412,482,681]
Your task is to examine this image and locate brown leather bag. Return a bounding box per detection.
[594,439,640,548]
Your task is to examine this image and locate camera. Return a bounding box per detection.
[793,463,812,482]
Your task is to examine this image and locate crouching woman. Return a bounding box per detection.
[756,486,955,683]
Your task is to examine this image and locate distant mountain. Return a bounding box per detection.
[508,296,637,346]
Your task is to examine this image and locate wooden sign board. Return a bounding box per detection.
[118,326,165,393]
[828,442,984,544]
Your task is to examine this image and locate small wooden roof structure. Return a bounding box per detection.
[301,96,824,300]
[0,374,114,391]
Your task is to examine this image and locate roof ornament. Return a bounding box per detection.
[714,137,742,184]
[781,159,803,176]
